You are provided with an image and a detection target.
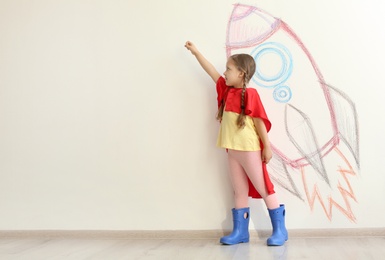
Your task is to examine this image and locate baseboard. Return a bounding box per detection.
[0,229,384,240]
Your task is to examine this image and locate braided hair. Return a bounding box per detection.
[217,54,256,128]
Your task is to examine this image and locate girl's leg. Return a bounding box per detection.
[228,150,280,210]
[228,151,250,209]
[226,150,287,246]
[220,152,251,245]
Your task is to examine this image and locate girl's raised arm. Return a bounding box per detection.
[185,41,221,83]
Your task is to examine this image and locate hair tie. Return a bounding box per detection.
[241,105,245,109]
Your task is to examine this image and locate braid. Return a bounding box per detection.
[216,101,225,122]
[237,82,246,128]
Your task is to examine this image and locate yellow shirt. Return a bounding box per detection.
[217,110,261,151]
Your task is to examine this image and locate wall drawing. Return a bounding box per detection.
[226,4,359,222]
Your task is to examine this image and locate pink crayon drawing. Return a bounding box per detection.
[226,4,359,222]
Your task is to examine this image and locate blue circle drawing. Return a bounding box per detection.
[251,42,293,88]
[273,85,292,103]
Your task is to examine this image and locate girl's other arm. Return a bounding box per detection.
[253,118,272,164]
[185,41,221,83]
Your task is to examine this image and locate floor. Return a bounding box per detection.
[0,236,384,260]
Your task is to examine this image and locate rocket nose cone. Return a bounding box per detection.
[227,4,280,48]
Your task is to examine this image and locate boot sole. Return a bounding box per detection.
[220,238,249,245]
[267,240,285,246]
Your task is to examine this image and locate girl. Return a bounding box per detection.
[185,41,288,246]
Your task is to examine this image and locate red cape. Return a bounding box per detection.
[216,77,275,199]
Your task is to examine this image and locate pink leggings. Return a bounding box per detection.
[227,149,279,209]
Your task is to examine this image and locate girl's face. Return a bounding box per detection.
[224,59,244,88]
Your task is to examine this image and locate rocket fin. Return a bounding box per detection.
[268,154,304,200]
[326,83,360,169]
[285,104,330,185]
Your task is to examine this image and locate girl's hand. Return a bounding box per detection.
[185,41,199,55]
[262,146,272,164]
[184,41,220,83]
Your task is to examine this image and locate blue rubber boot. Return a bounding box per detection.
[220,207,250,245]
[267,204,288,246]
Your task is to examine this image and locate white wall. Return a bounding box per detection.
[1,0,384,231]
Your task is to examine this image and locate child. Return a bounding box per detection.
[185,41,288,246]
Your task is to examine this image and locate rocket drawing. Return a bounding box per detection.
[226,4,359,221]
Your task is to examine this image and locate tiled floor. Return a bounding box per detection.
[0,236,384,259]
